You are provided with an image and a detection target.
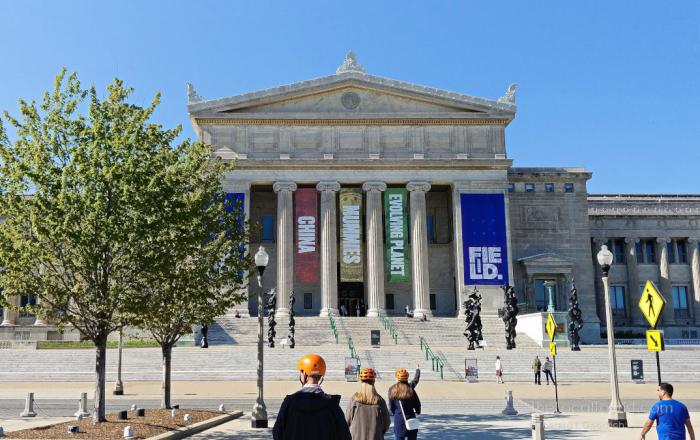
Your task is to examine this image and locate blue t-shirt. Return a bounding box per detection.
[649,399,690,440]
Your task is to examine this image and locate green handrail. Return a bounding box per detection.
[419,336,445,380]
[377,311,399,344]
[347,336,361,370]
[327,311,338,344]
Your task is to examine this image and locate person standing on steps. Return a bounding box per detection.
[356,302,361,317]
[495,356,504,384]
[388,368,422,440]
[542,356,555,385]
[345,368,391,440]
[640,382,695,440]
[273,354,351,440]
[532,355,542,385]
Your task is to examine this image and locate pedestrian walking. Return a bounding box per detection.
[495,356,504,384]
[340,304,348,317]
[542,357,555,385]
[532,355,542,385]
[345,368,391,440]
[356,302,361,317]
[640,382,695,440]
[273,354,351,440]
[388,368,422,440]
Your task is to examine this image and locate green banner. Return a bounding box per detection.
[340,188,363,282]
[384,188,410,283]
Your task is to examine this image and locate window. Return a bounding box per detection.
[534,279,556,311]
[261,215,274,242]
[564,183,574,193]
[507,183,515,193]
[607,239,626,264]
[525,183,535,192]
[429,294,436,310]
[637,239,656,264]
[667,242,676,264]
[426,215,435,243]
[545,183,554,193]
[669,239,688,264]
[610,286,626,317]
[20,294,36,318]
[672,286,689,319]
[303,292,312,310]
[385,294,395,310]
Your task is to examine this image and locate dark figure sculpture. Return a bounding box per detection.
[267,291,277,348]
[200,324,209,348]
[501,285,519,350]
[288,292,296,349]
[568,279,584,351]
[463,286,483,350]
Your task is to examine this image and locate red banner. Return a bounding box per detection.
[295,188,319,283]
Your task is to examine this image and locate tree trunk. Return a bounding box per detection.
[93,333,109,423]
[161,342,173,409]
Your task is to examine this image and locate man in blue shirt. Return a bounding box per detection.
[640,382,695,440]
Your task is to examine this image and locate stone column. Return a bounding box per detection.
[273,181,297,318]
[452,185,466,318]
[1,295,18,326]
[407,181,432,318]
[33,296,48,326]
[688,239,700,322]
[363,181,387,317]
[657,237,673,323]
[625,237,641,325]
[317,181,340,316]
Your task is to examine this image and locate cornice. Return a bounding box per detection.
[194,117,509,126]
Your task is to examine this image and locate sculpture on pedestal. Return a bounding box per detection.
[266,290,276,348]
[568,279,584,351]
[288,292,296,349]
[502,285,519,350]
[463,287,483,350]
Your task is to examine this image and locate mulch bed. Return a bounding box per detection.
[5,408,224,439]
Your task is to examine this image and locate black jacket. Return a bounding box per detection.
[273,390,351,440]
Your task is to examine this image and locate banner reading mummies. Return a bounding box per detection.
[384,188,410,283]
[295,188,319,283]
[339,188,363,282]
[461,193,509,285]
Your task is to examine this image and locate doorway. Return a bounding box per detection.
[339,282,365,316]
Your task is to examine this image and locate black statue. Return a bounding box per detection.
[288,292,296,349]
[568,279,584,351]
[267,291,277,348]
[200,324,209,348]
[502,285,519,350]
[463,286,483,350]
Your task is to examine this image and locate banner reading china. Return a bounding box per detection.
[295,188,319,283]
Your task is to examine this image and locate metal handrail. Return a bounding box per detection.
[419,336,445,379]
[347,336,361,370]
[327,311,338,344]
[377,311,399,344]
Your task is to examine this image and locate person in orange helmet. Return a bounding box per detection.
[388,366,422,440]
[272,353,350,440]
[345,368,391,440]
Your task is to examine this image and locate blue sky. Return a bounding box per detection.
[1,1,698,193]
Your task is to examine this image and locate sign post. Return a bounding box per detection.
[638,280,666,385]
[546,313,561,414]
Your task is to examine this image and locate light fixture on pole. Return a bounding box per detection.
[597,244,627,427]
[252,246,269,429]
[543,280,556,313]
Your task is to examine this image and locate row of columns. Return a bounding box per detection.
[0,296,48,326]
[272,180,432,319]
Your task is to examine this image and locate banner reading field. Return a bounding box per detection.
[340,188,363,282]
[384,188,410,283]
[295,188,319,283]
[461,193,509,285]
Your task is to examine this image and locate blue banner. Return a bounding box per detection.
[461,193,509,285]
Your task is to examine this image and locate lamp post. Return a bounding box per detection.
[544,280,556,313]
[597,244,627,427]
[113,329,124,395]
[252,246,269,428]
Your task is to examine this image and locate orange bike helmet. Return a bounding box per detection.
[359,368,376,383]
[395,368,409,382]
[297,354,326,376]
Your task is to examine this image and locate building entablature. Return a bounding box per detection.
[588,195,700,217]
[508,167,592,182]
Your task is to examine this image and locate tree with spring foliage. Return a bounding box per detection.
[0,69,249,421]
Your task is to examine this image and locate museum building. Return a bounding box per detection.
[2,53,699,343]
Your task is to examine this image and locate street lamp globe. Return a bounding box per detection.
[597,244,614,272]
[255,246,269,275]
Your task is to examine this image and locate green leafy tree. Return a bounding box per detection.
[0,69,248,421]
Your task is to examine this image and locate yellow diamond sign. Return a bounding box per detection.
[545,314,557,342]
[549,342,557,357]
[646,330,665,352]
[638,280,666,328]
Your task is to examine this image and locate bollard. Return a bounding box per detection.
[20,392,37,417]
[172,404,179,409]
[0,426,5,437]
[75,413,83,421]
[184,414,192,423]
[218,404,225,412]
[67,425,80,434]
[170,409,176,417]
[75,392,90,418]
[137,408,145,417]
[502,390,518,415]
[531,413,545,440]
[117,410,128,420]
[130,404,137,411]
[123,425,133,438]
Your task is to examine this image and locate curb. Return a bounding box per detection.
[145,411,243,440]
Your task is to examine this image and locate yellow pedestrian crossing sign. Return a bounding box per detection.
[638,280,666,328]
[549,342,557,357]
[545,314,557,342]
[646,330,665,352]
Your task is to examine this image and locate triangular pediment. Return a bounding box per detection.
[518,253,574,268]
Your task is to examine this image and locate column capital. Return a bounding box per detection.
[656,237,671,245]
[273,181,297,193]
[362,181,387,192]
[316,181,340,193]
[624,236,640,244]
[688,237,699,245]
[407,181,431,193]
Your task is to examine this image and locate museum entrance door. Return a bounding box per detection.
[338,282,365,317]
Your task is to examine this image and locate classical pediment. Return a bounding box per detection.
[518,253,574,276]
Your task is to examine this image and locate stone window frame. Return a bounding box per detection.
[544,183,555,193]
[636,239,657,264]
[564,183,575,193]
[609,285,627,317]
[607,238,626,264]
[524,183,535,193]
[667,238,688,265]
[672,285,690,319]
[507,183,515,193]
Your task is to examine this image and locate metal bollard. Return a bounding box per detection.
[75,392,90,418]
[531,413,545,440]
[502,389,518,415]
[20,392,37,417]
[123,425,133,438]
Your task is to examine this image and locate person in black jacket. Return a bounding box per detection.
[272,353,351,440]
[388,368,422,440]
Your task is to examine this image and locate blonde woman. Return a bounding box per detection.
[388,368,422,440]
[345,368,391,440]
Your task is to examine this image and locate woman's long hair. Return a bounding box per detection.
[353,382,381,405]
[389,381,414,401]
